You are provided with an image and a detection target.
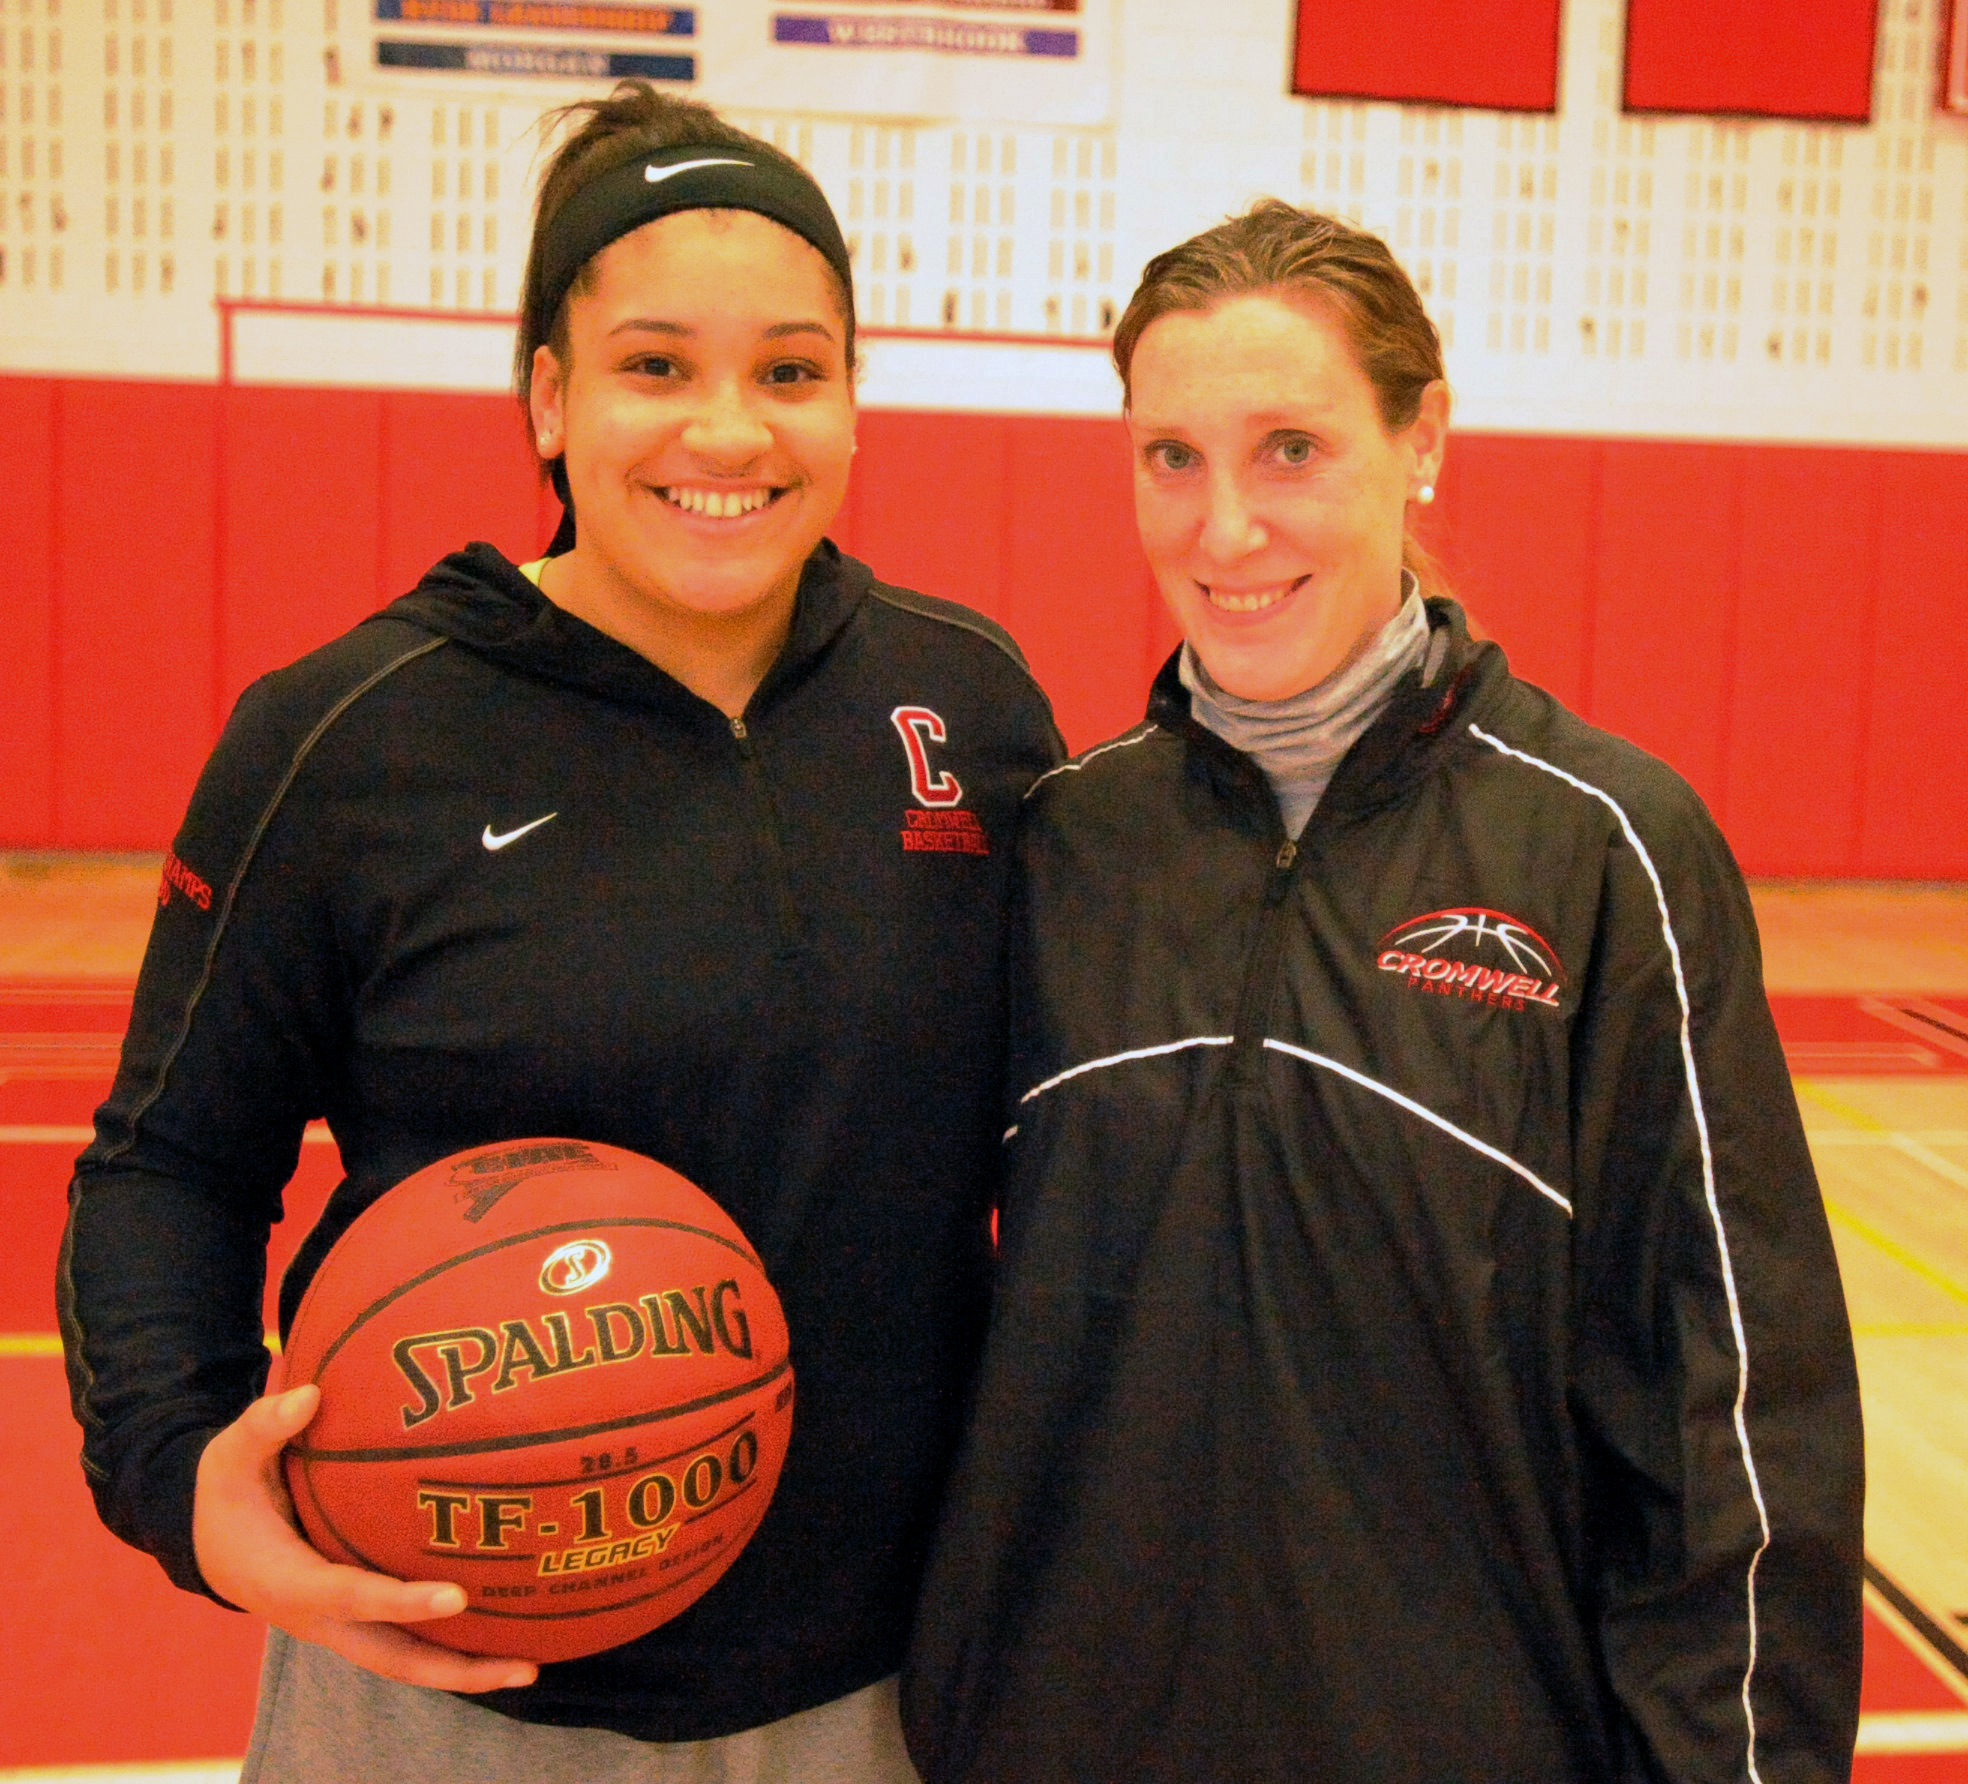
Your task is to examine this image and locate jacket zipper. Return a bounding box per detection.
[729,715,805,950]
[1229,834,1303,1074]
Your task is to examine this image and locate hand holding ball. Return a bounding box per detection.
[280,1140,793,1663]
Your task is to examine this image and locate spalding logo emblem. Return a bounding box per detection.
[540,1239,612,1296]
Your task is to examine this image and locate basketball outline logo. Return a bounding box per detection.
[540,1238,612,1295]
[1380,907,1564,982]
[1376,905,1566,1014]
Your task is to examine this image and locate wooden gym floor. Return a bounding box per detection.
[2,855,1965,1781]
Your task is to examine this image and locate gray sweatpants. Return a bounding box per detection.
[243,1629,923,1784]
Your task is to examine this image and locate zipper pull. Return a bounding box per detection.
[1263,837,1300,906]
[730,716,749,742]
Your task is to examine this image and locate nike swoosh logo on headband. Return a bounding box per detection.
[645,158,750,184]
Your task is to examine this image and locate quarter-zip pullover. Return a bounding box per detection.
[904,600,1862,1784]
[60,539,1062,1742]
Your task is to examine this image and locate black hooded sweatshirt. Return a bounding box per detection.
[58,540,1061,1741]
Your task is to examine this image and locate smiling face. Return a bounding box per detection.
[1127,291,1447,704]
[528,207,855,708]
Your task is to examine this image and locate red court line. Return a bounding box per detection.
[6,981,1968,1768]
[1865,1597,1968,1713]
[0,979,338,1336]
[1771,995,1968,1075]
[1,1358,264,1769]
[0,978,135,1011]
[11,1329,1967,1770]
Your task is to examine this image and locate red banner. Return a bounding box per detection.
[1291,0,1561,112]
[1623,0,1877,120]
[1946,0,1967,112]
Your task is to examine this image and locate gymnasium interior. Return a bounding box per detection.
[3,0,1965,1773]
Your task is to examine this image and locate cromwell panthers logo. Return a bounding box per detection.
[1378,907,1566,1014]
[890,704,989,856]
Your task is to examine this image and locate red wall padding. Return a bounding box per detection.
[58,382,221,848]
[2,374,1965,877]
[1292,0,1562,112]
[1624,0,1879,120]
[0,378,57,845]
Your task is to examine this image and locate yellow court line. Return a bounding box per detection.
[2,1333,281,1356]
[1796,1079,1968,1195]
[1796,1081,1968,1310]
[0,1767,240,1783]
[1852,1322,1968,1338]
[1855,1711,1968,1754]
[0,1333,63,1357]
[1820,1200,1968,1310]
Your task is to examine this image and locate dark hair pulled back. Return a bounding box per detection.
[514,80,857,416]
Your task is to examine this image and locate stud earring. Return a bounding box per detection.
[1415,484,1436,505]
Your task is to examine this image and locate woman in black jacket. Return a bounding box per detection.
[61,82,1058,1782]
[904,201,1863,1784]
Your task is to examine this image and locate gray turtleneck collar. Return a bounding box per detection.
[1180,577,1432,838]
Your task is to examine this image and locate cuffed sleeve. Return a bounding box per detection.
[58,673,346,1600]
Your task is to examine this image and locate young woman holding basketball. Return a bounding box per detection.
[60,83,1057,1780]
[902,202,1865,1783]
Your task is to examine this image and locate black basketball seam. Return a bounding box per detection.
[459,1540,751,1622]
[680,1467,760,1528]
[301,1214,766,1382]
[409,1409,757,1493]
[292,1356,791,1461]
[293,1425,769,1592]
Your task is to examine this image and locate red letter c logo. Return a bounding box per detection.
[891,706,964,808]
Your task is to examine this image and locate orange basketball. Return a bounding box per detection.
[281,1138,794,1663]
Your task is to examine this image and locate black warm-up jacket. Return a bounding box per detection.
[904,601,1864,1784]
[59,540,1061,1742]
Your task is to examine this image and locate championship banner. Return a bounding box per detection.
[373,0,698,82]
[370,0,1109,122]
[701,0,1111,125]
[1623,0,1877,120]
[1293,0,1561,112]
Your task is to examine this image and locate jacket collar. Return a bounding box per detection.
[1145,597,1509,823]
[383,538,871,727]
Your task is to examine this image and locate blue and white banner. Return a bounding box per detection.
[770,13,1078,57]
[704,0,1110,122]
[376,39,695,77]
[372,0,696,82]
[374,0,696,31]
[367,0,1105,117]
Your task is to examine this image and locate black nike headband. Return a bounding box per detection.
[531,145,853,553]
[535,143,855,342]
